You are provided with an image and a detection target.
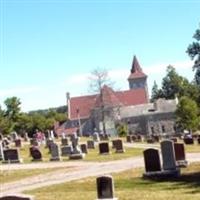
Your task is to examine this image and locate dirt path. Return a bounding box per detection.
[1,153,200,196]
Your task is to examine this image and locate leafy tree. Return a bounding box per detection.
[176,96,199,132]
[187,23,200,84]
[0,107,13,135]
[151,81,164,101]
[116,122,128,137]
[4,97,21,122]
[161,66,189,99]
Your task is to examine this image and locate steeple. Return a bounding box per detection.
[128,55,147,80]
[127,55,149,101]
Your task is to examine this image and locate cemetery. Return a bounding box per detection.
[0,131,200,200]
[0,2,200,199]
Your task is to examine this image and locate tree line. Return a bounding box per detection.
[151,23,200,132]
[0,97,67,136]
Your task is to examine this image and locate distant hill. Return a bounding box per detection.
[29,105,68,115]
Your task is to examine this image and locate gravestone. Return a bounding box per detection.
[61,138,68,146]
[161,140,177,171]
[131,135,137,142]
[198,137,200,144]
[126,135,132,143]
[15,139,22,148]
[87,140,95,149]
[143,148,161,173]
[69,134,85,159]
[80,144,88,154]
[0,195,34,200]
[11,132,18,141]
[61,145,72,156]
[113,139,125,153]
[93,131,100,142]
[174,143,188,167]
[184,137,194,145]
[30,146,42,161]
[0,142,4,160]
[99,142,110,155]
[0,133,3,141]
[3,149,21,163]
[50,143,61,161]
[24,132,29,142]
[96,175,117,200]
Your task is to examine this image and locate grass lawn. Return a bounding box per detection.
[25,162,200,200]
[5,141,143,163]
[0,167,72,184]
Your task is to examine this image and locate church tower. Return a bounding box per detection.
[128,55,149,100]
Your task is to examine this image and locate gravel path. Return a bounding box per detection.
[1,153,200,196]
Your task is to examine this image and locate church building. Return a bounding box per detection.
[55,56,177,136]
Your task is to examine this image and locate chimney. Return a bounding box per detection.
[66,92,70,119]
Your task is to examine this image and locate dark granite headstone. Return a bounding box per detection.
[30,146,42,161]
[143,148,161,172]
[113,139,124,153]
[99,142,109,154]
[87,140,95,149]
[126,135,132,143]
[174,143,186,161]
[96,175,117,199]
[0,195,33,200]
[184,137,194,145]
[61,145,72,156]
[3,149,21,163]
[80,144,88,154]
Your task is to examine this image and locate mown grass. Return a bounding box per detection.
[26,162,200,200]
[0,167,71,184]
[4,139,143,163]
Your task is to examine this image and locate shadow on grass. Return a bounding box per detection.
[143,171,200,194]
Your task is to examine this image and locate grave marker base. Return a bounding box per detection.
[50,157,61,161]
[69,153,85,160]
[176,160,188,168]
[143,169,180,179]
[115,149,125,153]
[2,159,23,164]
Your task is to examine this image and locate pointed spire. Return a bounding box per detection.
[128,55,147,79]
[131,55,142,73]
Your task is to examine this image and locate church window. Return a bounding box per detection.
[151,127,155,134]
[161,125,165,133]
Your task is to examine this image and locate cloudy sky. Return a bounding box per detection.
[0,0,199,111]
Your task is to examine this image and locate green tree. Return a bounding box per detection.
[187,23,200,84]
[4,97,21,122]
[176,96,199,132]
[151,81,164,101]
[116,122,128,137]
[161,65,189,99]
[0,107,13,135]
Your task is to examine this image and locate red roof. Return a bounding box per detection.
[94,85,122,108]
[128,55,147,79]
[69,87,148,120]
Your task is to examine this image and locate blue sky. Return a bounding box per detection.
[0,0,199,111]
